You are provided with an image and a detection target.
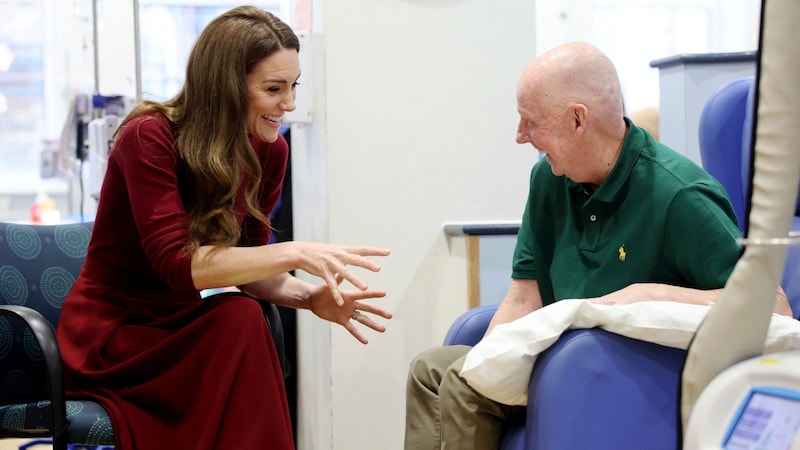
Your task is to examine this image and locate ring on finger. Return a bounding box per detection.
[351,310,361,320]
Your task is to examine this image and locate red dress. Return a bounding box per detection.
[56,113,294,449]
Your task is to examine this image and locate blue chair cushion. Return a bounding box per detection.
[0,399,113,445]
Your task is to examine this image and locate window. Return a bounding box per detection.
[0,0,74,222]
[0,0,289,222]
[138,2,290,101]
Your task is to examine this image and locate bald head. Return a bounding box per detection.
[518,42,624,129]
[515,42,627,186]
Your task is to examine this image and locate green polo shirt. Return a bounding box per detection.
[512,118,741,306]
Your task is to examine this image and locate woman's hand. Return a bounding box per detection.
[308,276,392,344]
[292,242,391,307]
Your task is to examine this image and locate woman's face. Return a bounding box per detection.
[246,48,300,143]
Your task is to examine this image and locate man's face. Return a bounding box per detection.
[516,95,575,178]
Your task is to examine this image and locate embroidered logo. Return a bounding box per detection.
[618,245,626,262]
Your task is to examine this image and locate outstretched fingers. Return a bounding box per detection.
[318,261,346,306]
[351,295,392,320]
[339,295,392,344]
[344,320,369,345]
[342,246,391,272]
[328,247,390,292]
[352,309,387,333]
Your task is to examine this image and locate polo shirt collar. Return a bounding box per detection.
[567,117,643,204]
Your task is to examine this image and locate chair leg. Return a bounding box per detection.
[52,436,69,450]
[18,440,58,450]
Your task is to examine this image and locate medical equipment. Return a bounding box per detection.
[684,352,800,449]
[680,0,800,446]
[56,92,132,220]
[85,94,130,200]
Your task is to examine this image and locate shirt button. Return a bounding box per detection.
[589,214,597,222]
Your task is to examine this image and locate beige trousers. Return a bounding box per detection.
[404,345,526,450]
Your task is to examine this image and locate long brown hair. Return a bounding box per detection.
[121,6,299,252]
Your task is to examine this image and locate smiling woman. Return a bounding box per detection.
[246,49,300,143]
[53,6,392,450]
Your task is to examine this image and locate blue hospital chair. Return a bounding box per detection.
[443,305,686,449]
[699,76,800,315]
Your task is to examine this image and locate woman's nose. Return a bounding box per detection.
[280,93,296,112]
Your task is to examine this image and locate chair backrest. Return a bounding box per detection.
[698,77,754,231]
[699,78,800,317]
[0,221,92,403]
[740,78,800,218]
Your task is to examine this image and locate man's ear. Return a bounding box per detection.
[572,104,588,131]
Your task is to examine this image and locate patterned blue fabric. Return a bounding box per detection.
[0,222,114,448]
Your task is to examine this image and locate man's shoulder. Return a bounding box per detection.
[636,140,715,187]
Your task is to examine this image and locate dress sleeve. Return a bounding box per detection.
[110,115,195,292]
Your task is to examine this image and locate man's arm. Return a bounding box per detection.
[484,279,543,337]
[588,283,793,316]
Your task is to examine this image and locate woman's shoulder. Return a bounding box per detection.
[111,111,178,164]
[118,111,175,141]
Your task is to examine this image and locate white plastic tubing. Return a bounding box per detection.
[680,0,800,432]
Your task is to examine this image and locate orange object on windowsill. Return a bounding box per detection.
[30,192,61,224]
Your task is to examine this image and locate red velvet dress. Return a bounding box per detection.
[56,113,294,449]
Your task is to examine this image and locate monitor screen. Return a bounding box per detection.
[724,388,800,449]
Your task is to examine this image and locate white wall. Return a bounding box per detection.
[533,0,761,114]
[291,1,537,448]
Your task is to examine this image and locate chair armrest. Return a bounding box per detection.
[526,328,685,449]
[0,305,67,441]
[443,304,499,346]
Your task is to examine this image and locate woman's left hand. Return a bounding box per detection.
[308,277,392,344]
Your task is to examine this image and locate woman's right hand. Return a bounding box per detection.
[308,277,392,344]
[291,242,391,306]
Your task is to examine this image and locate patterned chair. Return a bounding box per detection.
[0,221,114,450]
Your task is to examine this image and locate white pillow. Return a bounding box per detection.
[460,299,800,406]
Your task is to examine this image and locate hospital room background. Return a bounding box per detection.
[0,0,765,448]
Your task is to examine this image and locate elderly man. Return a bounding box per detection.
[404,41,792,450]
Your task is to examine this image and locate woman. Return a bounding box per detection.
[56,6,391,449]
